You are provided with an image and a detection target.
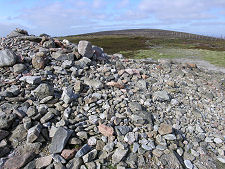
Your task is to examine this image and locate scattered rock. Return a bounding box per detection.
[78,41,93,58]
[158,123,173,135]
[98,124,114,137]
[112,148,128,164]
[0,49,17,67]
[49,127,72,154]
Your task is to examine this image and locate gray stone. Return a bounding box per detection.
[124,132,136,144]
[7,85,20,96]
[0,49,17,67]
[52,51,74,61]
[61,87,78,104]
[115,126,131,135]
[103,142,114,152]
[20,76,42,85]
[0,113,16,129]
[75,144,92,158]
[217,157,225,164]
[32,83,54,99]
[7,28,28,38]
[82,149,98,163]
[27,124,42,143]
[128,102,142,112]
[66,158,83,169]
[184,160,193,169]
[214,138,223,144]
[74,57,91,68]
[0,130,9,141]
[132,142,140,153]
[83,78,103,89]
[52,154,66,164]
[43,40,55,48]
[13,64,26,73]
[112,148,128,164]
[78,41,93,58]
[163,134,176,140]
[40,112,54,123]
[153,91,170,102]
[49,127,72,154]
[17,36,42,42]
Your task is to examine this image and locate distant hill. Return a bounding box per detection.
[67,29,222,40]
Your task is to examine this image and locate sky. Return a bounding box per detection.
[0,0,225,37]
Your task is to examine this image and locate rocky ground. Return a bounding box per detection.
[0,28,224,169]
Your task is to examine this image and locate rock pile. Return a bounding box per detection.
[0,29,224,169]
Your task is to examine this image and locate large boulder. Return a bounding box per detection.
[78,41,93,58]
[0,49,17,67]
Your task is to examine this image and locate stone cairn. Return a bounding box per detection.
[0,28,224,169]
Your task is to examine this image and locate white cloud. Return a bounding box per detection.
[117,0,130,8]
[93,0,106,8]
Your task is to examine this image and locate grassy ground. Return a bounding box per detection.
[59,33,225,67]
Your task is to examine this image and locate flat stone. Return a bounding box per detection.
[61,149,77,160]
[40,112,54,123]
[3,152,35,169]
[152,149,163,157]
[74,57,91,68]
[83,78,103,89]
[66,158,83,169]
[214,138,223,144]
[13,64,26,73]
[112,148,128,164]
[35,155,52,169]
[106,81,124,89]
[158,123,173,135]
[75,144,92,158]
[163,134,176,140]
[153,91,170,102]
[217,157,225,164]
[52,154,66,164]
[184,160,193,169]
[51,51,74,61]
[115,126,131,135]
[128,102,142,112]
[49,127,72,154]
[20,76,42,85]
[98,124,114,137]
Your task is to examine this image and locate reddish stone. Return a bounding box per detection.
[98,124,114,137]
[106,81,124,89]
[3,152,35,169]
[187,63,197,68]
[142,75,148,79]
[61,149,77,160]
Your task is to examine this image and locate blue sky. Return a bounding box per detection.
[0,0,225,37]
